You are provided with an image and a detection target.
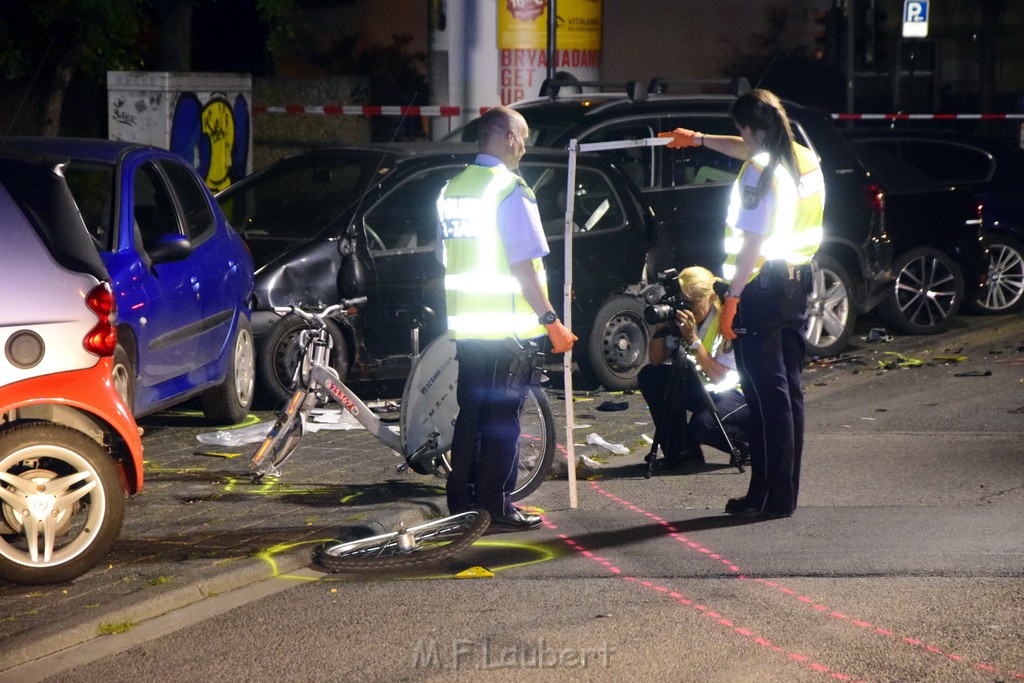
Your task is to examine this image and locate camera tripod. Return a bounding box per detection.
[642,343,747,479]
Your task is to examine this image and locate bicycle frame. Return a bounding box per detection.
[248,302,556,504]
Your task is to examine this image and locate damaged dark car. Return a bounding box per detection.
[216,143,654,402]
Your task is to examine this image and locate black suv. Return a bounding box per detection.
[845,128,1022,314]
[217,143,654,398]
[445,89,894,357]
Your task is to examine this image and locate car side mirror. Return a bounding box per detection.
[146,233,193,264]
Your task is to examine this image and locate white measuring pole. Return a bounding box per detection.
[563,139,580,509]
[561,136,671,508]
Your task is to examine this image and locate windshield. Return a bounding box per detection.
[218,155,387,241]
[443,116,574,147]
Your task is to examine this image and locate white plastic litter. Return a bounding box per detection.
[197,421,272,446]
[196,409,367,446]
[586,432,630,456]
[306,408,365,432]
[640,434,654,444]
[550,451,605,476]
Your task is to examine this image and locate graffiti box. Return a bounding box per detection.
[107,71,252,191]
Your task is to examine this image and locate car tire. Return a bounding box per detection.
[804,254,857,358]
[877,247,965,335]
[258,314,350,405]
[966,234,1024,314]
[111,344,135,414]
[201,316,256,424]
[0,423,126,585]
[579,294,652,391]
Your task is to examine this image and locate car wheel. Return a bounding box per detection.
[804,254,857,358]
[877,247,965,335]
[0,423,125,585]
[967,235,1024,314]
[201,316,256,424]
[111,344,134,414]
[579,294,651,391]
[257,314,350,405]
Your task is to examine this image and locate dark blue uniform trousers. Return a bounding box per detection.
[733,268,809,515]
[447,339,529,518]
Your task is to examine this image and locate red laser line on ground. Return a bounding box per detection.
[585,481,1024,680]
[541,515,865,682]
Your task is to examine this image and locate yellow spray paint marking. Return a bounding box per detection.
[934,355,969,363]
[340,492,364,504]
[879,351,924,369]
[256,539,334,578]
[198,451,242,459]
[455,566,494,578]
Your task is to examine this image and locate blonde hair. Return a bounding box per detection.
[677,266,723,311]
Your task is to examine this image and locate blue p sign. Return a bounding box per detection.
[903,0,929,37]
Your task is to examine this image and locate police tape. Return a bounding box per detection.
[252,105,1024,121]
[833,113,1024,120]
[252,104,488,117]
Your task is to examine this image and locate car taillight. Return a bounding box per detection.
[84,282,117,356]
[861,183,885,214]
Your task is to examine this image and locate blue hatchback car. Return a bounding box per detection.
[1,137,256,423]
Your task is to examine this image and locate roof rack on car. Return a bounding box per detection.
[539,74,648,102]
[646,76,751,97]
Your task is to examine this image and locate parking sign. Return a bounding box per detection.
[903,0,929,38]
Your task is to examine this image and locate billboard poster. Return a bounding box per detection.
[497,0,602,104]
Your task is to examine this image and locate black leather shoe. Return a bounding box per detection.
[725,498,792,519]
[724,499,757,517]
[489,508,542,530]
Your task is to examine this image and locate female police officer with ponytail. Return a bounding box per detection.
[659,89,825,518]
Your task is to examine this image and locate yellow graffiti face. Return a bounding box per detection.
[202,100,235,192]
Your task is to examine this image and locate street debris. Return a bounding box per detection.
[586,432,630,455]
[863,327,894,343]
[953,370,993,377]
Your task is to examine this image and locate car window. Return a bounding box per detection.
[133,162,182,248]
[363,166,463,252]
[663,115,744,187]
[63,162,116,251]
[160,159,216,241]
[898,140,995,184]
[577,122,657,189]
[849,142,944,193]
[221,158,375,240]
[519,163,626,239]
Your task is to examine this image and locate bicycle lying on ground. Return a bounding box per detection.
[248,298,556,568]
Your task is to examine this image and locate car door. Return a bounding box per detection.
[158,157,242,371]
[115,158,203,395]
[359,164,460,360]
[577,115,742,275]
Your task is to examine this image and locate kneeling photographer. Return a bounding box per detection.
[638,266,750,469]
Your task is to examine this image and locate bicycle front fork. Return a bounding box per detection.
[250,388,317,480]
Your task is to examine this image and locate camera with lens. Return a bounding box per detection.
[640,269,693,325]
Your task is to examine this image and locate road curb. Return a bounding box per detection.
[0,501,439,674]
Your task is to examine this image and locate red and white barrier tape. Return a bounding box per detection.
[252,104,488,117]
[253,105,1024,121]
[834,113,1024,121]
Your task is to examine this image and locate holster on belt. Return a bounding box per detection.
[504,338,545,391]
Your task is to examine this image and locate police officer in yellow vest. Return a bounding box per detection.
[660,89,824,518]
[437,106,576,530]
[637,266,749,469]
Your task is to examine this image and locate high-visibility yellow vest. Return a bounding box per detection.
[691,309,740,393]
[438,164,547,340]
[722,143,824,281]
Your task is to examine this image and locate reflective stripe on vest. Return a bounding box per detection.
[690,309,740,393]
[722,143,824,281]
[438,165,547,340]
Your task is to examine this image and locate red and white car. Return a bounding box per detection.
[0,150,143,585]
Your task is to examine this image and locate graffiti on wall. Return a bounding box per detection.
[170,92,250,192]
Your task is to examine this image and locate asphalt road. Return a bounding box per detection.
[7,312,1024,683]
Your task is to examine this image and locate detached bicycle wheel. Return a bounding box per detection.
[312,510,490,571]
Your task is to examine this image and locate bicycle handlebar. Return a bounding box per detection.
[272,296,367,322]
